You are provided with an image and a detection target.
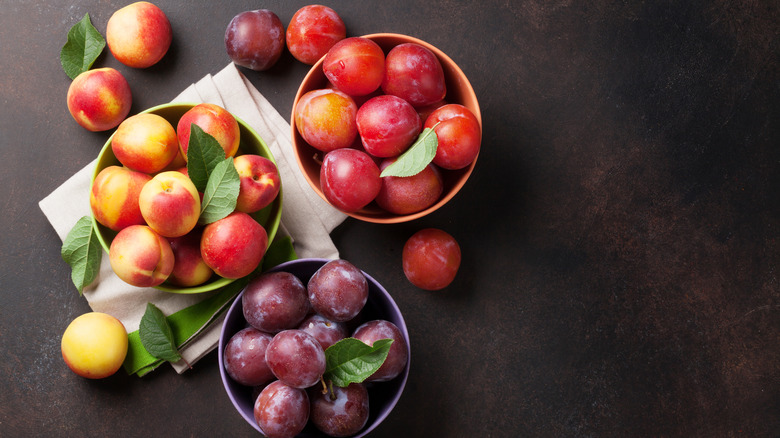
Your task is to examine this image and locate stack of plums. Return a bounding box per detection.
[293,35,481,217]
[222,259,409,438]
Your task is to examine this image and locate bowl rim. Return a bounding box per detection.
[91,102,283,294]
[290,32,481,224]
[218,258,411,437]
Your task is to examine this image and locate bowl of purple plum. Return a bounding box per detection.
[219,258,410,437]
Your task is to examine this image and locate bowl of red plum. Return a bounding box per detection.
[219,258,410,437]
[291,33,482,223]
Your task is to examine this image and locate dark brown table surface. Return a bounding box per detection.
[1,1,777,437]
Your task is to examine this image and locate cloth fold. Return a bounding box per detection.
[39,63,346,374]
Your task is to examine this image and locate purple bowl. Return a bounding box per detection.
[218,258,410,437]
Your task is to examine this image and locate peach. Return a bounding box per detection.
[376,160,443,215]
[90,165,152,232]
[177,103,240,160]
[138,171,201,238]
[109,225,175,287]
[167,230,213,287]
[294,88,358,153]
[106,1,172,68]
[67,67,132,132]
[61,312,128,379]
[201,212,267,279]
[111,113,179,174]
[234,154,281,213]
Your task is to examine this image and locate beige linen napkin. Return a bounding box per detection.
[39,63,346,373]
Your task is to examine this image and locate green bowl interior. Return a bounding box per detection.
[92,102,283,294]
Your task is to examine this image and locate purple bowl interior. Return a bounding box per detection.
[218,258,410,437]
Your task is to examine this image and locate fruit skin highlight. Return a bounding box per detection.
[66,67,132,132]
[106,1,172,68]
[61,312,128,379]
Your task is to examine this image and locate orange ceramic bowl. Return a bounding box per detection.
[291,33,481,224]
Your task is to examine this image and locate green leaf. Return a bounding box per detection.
[198,157,240,224]
[139,303,182,363]
[323,338,393,387]
[61,216,102,295]
[60,13,105,80]
[379,123,440,178]
[186,124,226,193]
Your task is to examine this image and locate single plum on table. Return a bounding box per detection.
[265,329,326,389]
[357,94,422,158]
[307,259,368,323]
[254,380,309,438]
[242,272,309,334]
[286,5,346,65]
[225,9,285,71]
[297,314,348,350]
[323,37,385,96]
[382,43,446,107]
[310,382,370,437]
[223,327,274,387]
[376,160,443,215]
[402,228,461,290]
[320,148,382,213]
[352,320,408,382]
[294,88,358,153]
[425,103,481,170]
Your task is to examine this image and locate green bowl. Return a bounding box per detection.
[91,102,283,294]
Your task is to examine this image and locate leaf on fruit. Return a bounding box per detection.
[187,124,226,193]
[379,123,439,178]
[198,157,240,224]
[60,13,105,80]
[61,216,102,295]
[139,303,182,363]
[323,338,393,387]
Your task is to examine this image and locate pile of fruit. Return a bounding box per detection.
[223,260,408,438]
[294,36,482,215]
[90,103,281,288]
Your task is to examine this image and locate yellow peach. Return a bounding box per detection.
[106,1,172,68]
[90,166,152,232]
[61,312,128,379]
[111,113,179,174]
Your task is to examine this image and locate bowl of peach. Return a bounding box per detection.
[291,33,482,224]
[90,102,283,294]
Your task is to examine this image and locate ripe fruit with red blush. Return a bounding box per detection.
[286,5,346,65]
[402,228,461,290]
[425,103,481,170]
